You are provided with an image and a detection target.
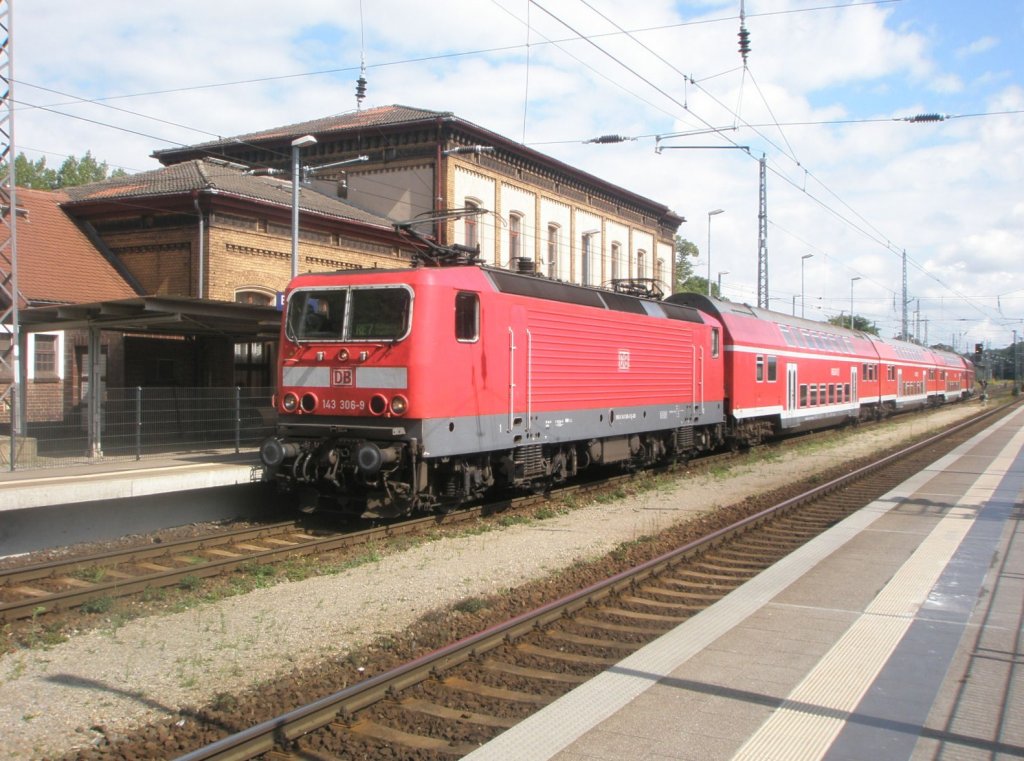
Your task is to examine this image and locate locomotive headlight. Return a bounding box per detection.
[301,393,318,412]
[337,348,349,361]
[282,393,299,412]
[389,395,408,415]
[369,394,388,416]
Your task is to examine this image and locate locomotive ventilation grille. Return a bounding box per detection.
[514,444,546,479]
[674,425,695,451]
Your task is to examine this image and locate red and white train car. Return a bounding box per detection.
[863,335,934,412]
[928,348,976,403]
[667,294,976,443]
[667,294,875,442]
[261,265,725,516]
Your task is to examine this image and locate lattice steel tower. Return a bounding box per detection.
[1,0,23,457]
[757,155,768,309]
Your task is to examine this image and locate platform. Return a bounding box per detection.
[0,451,271,558]
[465,405,1024,760]
[0,450,262,513]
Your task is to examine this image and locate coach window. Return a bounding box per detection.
[800,384,808,407]
[828,384,836,404]
[711,328,720,358]
[809,384,818,406]
[844,383,851,401]
[455,291,480,342]
[756,355,764,382]
[887,365,896,381]
[767,355,777,382]
[819,384,827,403]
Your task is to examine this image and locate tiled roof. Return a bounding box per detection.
[63,160,394,228]
[148,104,682,225]
[152,105,450,159]
[4,187,138,305]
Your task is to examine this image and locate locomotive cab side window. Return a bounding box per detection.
[756,355,764,382]
[455,291,480,342]
[767,355,777,382]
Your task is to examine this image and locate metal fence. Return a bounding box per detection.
[3,386,275,471]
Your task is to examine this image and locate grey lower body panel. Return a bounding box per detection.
[418,401,725,458]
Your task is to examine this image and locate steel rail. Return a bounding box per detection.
[174,398,1015,761]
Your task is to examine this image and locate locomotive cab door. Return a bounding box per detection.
[507,306,532,442]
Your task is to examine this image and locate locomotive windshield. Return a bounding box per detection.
[286,286,412,342]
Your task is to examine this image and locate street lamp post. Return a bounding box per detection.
[707,209,724,297]
[849,276,861,330]
[717,270,729,297]
[291,134,318,279]
[801,254,813,319]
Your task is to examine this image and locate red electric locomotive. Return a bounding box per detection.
[260,264,726,517]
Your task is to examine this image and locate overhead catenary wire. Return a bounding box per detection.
[13,0,1012,338]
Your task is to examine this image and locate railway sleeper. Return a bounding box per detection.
[398,697,518,729]
[482,658,590,684]
[343,718,477,755]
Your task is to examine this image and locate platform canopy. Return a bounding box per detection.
[17,295,282,340]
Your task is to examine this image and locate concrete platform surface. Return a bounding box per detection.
[465,405,1024,761]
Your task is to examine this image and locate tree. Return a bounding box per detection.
[673,235,721,298]
[1,150,126,189]
[8,154,57,189]
[826,314,879,335]
[56,151,126,187]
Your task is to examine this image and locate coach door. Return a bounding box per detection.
[787,363,798,412]
[851,366,858,403]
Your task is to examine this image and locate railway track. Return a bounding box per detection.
[0,399,1001,628]
[0,512,488,625]
[170,399,1017,761]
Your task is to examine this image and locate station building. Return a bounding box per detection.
[154,104,684,293]
[2,105,683,463]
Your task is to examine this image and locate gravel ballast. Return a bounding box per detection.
[0,404,988,758]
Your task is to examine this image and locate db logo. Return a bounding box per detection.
[618,350,630,371]
[332,368,354,386]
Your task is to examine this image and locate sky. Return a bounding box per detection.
[11,0,1024,353]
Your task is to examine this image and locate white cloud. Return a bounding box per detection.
[10,0,1024,348]
[956,35,999,59]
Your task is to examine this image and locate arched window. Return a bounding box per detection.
[611,242,622,282]
[234,289,274,387]
[547,224,560,279]
[235,289,274,306]
[508,212,523,266]
[581,233,593,285]
[464,200,480,250]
